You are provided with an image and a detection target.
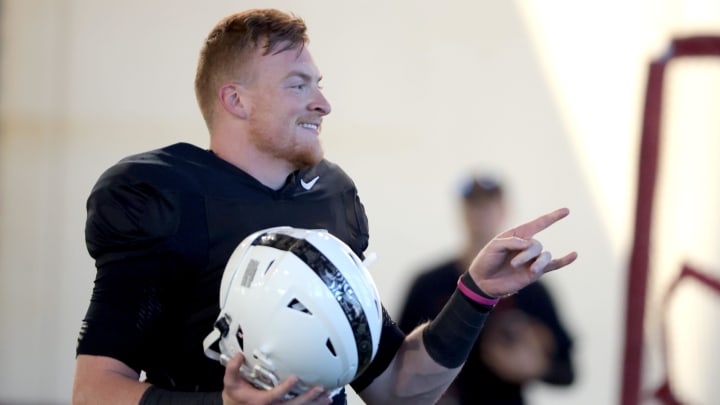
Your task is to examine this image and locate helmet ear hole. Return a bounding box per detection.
[287,298,312,315]
[264,260,275,274]
[325,338,337,357]
[236,325,244,350]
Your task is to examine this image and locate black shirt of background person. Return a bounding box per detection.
[398,259,574,405]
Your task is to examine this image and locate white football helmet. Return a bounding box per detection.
[203,227,383,397]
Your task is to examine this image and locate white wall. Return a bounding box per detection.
[1,1,718,404]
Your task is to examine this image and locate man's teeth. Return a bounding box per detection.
[299,123,319,130]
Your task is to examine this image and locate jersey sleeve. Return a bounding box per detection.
[85,167,180,266]
[310,159,370,257]
[349,306,405,393]
[349,192,370,258]
[77,166,182,372]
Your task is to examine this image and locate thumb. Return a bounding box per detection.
[223,353,246,386]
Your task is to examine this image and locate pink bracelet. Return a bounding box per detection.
[457,277,500,307]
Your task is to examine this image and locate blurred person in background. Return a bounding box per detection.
[398,175,575,405]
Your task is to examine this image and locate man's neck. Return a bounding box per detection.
[210,135,294,190]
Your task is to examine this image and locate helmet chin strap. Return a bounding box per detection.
[202,327,223,362]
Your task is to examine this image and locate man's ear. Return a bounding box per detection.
[218,83,249,119]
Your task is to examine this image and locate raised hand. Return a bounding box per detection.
[467,207,577,298]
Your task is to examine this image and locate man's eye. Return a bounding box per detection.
[292,84,306,90]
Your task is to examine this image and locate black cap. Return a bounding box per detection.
[460,175,503,201]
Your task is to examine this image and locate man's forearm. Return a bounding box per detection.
[360,279,494,404]
[359,325,461,405]
[73,355,150,405]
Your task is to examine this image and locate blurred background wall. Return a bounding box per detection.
[1,1,718,404]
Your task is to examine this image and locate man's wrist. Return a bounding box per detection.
[422,287,493,369]
[457,272,500,307]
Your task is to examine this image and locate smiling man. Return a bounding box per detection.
[72,9,577,405]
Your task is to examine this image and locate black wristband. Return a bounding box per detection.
[139,386,222,405]
[422,288,492,369]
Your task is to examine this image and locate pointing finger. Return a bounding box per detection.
[502,208,570,239]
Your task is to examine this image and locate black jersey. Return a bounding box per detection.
[77,143,404,401]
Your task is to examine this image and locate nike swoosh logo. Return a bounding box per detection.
[300,175,320,190]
